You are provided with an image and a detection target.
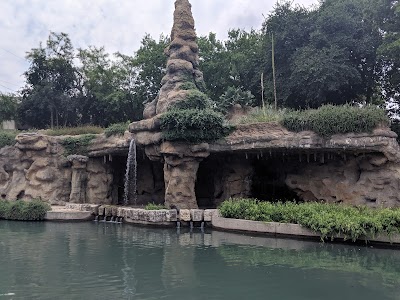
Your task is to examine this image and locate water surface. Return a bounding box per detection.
[0,221,399,299]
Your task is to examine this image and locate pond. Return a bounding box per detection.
[0,221,399,300]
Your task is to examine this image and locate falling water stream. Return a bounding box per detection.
[123,139,137,206]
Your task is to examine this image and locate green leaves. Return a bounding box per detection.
[160,109,231,142]
[0,131,17,148]
[60,134,96,156]
[0,199,51,221]
[219,199,400,242]
[104,122,128,137]
[281,105,389,137]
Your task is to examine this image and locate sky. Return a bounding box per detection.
[0,0,319,94]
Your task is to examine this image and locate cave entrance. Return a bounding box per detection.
[195,156,219,209]
[251,154,300,202]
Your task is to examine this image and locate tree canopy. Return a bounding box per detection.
[7,0,400,129]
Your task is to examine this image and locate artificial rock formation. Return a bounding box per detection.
[0,133,113,205]
[129,0,211,209]
[141,0,205,119]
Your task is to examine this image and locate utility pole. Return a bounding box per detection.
[271,33,277,110]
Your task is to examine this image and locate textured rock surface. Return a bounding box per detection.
[0,133,113,205]
[211,122,400,162]
[286,154,400,207]
[162,142,210,209]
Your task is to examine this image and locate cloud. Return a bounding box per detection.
[0,0,318,93]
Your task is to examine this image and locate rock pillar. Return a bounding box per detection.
[68,155,89,203]
[161,142,209,209]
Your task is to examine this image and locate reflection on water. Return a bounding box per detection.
[0,221,399,300]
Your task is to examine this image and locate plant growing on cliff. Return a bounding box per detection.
[0,199,50,221]
[145,203,167,210]
[61,134,96,156]
[281,105,389,137]
[219,199,400,242]
[0,131,17,148]
[160,109,232,143]
[105,122,128,137]
[160,88,233,142]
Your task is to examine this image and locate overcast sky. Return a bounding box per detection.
[0,0,318,94]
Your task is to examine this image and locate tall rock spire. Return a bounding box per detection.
[143,0,206,119]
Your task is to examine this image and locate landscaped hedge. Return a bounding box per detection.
[281,105,389,137]
[219,198,400,242]
[0,199,51,221]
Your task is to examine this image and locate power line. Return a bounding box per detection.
[0,79,20,88]
[0,47,26,61]
[0,83,17,93]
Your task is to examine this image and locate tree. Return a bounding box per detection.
[262,0,389,108]
[378,0,400,116]
[0,93,19,122]
[19,32,78,128]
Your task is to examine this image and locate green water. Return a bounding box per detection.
[0,221,399,300]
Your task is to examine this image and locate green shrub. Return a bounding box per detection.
[145,203,167,210]
[160,109,233,142]
[281,105,389,137]
[0,131,17,148]
[0,199,50,221]
[105,122,128,137]
[180,82,197,90]
[218,86,256,113]
[172,89,213,110]
[42,125,104,136]
[219,199,400,242]
[61,134,96,156]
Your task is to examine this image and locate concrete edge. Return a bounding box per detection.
[211,213,400,245]
[45,211,94,222]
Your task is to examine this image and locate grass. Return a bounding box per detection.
[0,199,51,221]
[41,125,104,136]
[144,203,167,210]
[239,106,287,124]
[219,198,400,242]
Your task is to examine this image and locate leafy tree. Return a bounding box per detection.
[18,32,78,128]
[0,93,19,122]
[378,0,400,116]
[262,0,389,108]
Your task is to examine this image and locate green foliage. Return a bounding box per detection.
[42,125,104,136]
[172,89,212,110]
[219,199,400,242]
[218,86,256,113]
[0,93,19,122]
[0,131,17,148]
[104,122,128,137]
[281,105,389,137]
[61,134,96,155]
[180,82,197,90]
[160,109,232,142]
[0,199,50,221]
[144,203,167,210]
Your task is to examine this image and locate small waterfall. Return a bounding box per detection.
[123,139,137,206]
